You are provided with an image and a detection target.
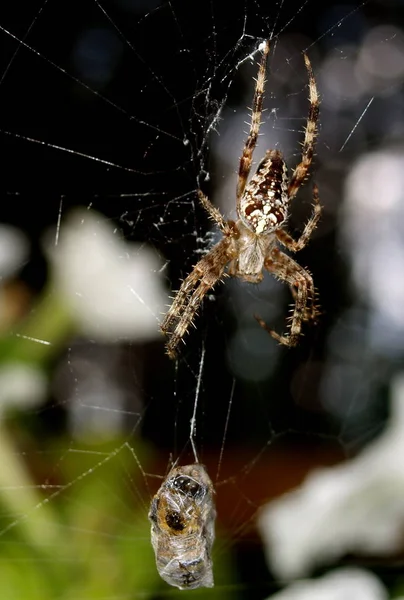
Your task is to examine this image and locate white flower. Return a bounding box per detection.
[267,568,387,600]
[258,372,404,579]
[0,224,29,280]
[0,224,30,328]
[342,149,404,354]
[0,362,46,416]
[47,209,168,341]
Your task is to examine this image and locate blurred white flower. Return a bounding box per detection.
[52,343,143,440]
[267,568,387,600]
[46,209,167,341]
[357,26,404,88]
[0,362,46,416]
[0,224,29,280]
[258,372,404,579]
[342,149,404,355]
[0,223,30,327]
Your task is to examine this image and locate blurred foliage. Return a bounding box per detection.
[0,274,234,597]
[0,430,234,598]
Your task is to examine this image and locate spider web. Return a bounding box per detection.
[0,0,403,598]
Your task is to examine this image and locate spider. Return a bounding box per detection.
[161,40,321,359]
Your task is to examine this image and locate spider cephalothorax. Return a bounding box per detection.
[161,40,321,358]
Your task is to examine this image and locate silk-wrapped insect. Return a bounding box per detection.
[148,463,216,590]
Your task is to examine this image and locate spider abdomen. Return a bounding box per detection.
[239,149,289,235]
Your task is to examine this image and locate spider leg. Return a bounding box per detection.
[275,183,321,252]
[288,276,320,323]
[236,40,270,203]
[288,53,320,200]
[255,249,316,346]
[161,238,233,358]
[197,190,234,236]
[275,183,321,322]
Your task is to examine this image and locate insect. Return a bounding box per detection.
[161,40,321,359]
[149,463,216,590]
